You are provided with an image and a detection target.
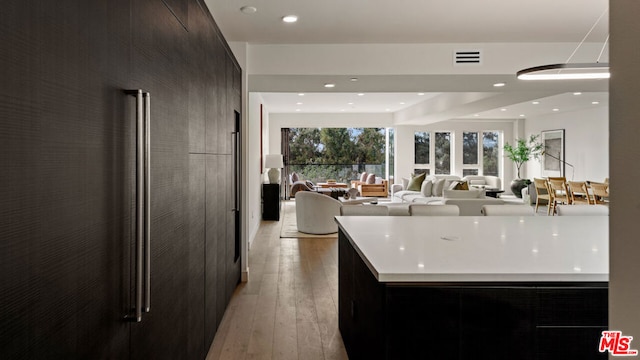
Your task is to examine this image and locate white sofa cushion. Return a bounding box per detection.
[443,189,486,199]
[420,180,433,197]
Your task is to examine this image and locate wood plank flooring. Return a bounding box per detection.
[206,219,348,360]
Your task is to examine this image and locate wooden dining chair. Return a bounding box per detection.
[590,182,609,204]
[533,178,551,214]
[567,181,592,205]
[547,179,570,215]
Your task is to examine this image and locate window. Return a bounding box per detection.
[463,132,479,165]
[435,132,451,174]
[414,132,430,164]
[483,131,500,176]
[463,169,479,176]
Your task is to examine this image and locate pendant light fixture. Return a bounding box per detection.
[517,9,609,81]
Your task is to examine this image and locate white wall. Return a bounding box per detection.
[247,43,606,76]
[524,106,608,182]
[394,120,516,189]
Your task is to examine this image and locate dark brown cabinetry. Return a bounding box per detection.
[0,0,241,359]
[339,232,608,360]
[262,184,281,220]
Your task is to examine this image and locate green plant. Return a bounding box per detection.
[503,134,543,179]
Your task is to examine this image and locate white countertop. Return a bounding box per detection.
[335,216,608,283]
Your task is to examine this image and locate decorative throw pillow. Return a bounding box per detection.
[407,172,426,191]
[448,180,469,191]
[432,178,446,196]
[305,180,315,189]
[366,173,376,184]
[420,180,433,197]
[360,172,368,183]
[291,172,299,182]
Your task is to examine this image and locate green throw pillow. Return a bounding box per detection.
[407,172,426,191]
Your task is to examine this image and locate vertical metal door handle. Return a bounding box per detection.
[124,89,144,322]
[143,92,151,313]
[231,132,238,211]
[124,89,151,321]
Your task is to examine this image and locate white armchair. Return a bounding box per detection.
[295,192,342,234]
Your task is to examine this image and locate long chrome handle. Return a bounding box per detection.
[124,89,150,322]
[231,131,238,211]
[124,89,144,322]
[143,92,151,313]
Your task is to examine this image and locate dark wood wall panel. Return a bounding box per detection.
[1,0,241,358]
[188,154,206,359]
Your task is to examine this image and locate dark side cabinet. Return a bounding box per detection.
[262,184,281,220]
[0,0,241,359]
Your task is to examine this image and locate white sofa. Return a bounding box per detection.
[391,175,502,203]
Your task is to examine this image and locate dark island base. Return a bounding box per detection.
[338,231,608,360]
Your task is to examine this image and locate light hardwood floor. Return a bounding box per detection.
[206,219,348,360]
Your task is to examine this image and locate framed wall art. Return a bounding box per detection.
[541,129,565,177]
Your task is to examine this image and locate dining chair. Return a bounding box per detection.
[547,179,570,215]
[340,204,389,216]
[556,204,609,216]
[481,205,534,216]
[409,204,460,216]
[590,182,609,204]
[533,178,551,215]
[566,181,592,205]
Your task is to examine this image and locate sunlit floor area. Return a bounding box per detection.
[206,217,348,360]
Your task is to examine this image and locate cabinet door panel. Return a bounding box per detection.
[188,155,206,359]
[0,0,133,358]
[205,155,225,344]
[129,0,191,358]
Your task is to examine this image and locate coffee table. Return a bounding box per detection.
[317,182,348,188]
[485,188,505,198]
[339,196,377,205]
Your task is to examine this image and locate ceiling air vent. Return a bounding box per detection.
[454,50,482,66]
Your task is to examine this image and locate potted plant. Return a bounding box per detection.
[503,134,543,198]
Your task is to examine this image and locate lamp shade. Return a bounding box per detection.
[264,154,284,169]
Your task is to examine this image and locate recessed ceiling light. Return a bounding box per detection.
[520,114,525,117]
[324,83,335,88]
[399,102,405,105]
[500,108,507,111]
[493,82,506,87]
[240,6,257,14]
[282,15,298,23]
[592,101,600,105]
[298,93,304,96]
[474,114,479,117]
[532,101,540,105]
[350,77,358,82]
[573,92,582,95]
[296,102,303,105]
[340,109,345,112]
[357,93,364,96]
[417,93,425,96]
[347,102,354,105]
[385,109,391,112]
[552,108,560,112]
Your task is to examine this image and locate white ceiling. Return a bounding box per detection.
[206,0,609,122]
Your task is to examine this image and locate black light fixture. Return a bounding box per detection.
[517,9,609,81]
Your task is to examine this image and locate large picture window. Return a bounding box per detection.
[435,132,451,174]
[483,131,500,176]
[414,132,430,164]
[285,127,391,185]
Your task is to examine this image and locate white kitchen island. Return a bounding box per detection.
[336,216,608,360]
